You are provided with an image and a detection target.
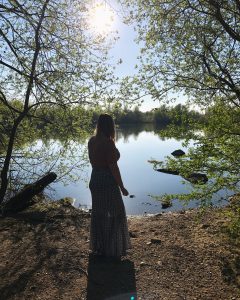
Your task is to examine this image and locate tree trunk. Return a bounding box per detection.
[0,0,50,204]
[0,116,24,204]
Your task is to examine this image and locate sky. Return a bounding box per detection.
[90,0,160,112]
[89,0,187,112]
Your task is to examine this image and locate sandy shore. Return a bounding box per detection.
[0,199,240,299]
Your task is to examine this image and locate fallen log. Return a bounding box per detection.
[2,172,57,214]
[156,169,180,175]
[156,169,208,184]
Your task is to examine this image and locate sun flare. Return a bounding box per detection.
[88,3,115,35]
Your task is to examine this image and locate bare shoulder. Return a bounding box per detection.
[88,136,95,146]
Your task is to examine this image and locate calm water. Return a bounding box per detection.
[48,124,204,215]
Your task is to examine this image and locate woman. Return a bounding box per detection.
[88,114,131,260]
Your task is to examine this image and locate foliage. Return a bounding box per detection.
[121,0,240,203]
[150,103,240,204]
[88,103,203,126]
[150,194,173,209]
[0,0,116,202]
[121,0,240,107]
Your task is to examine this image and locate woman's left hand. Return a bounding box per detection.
[120,186,129,196]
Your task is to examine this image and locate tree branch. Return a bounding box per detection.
[0,60,29,77]
[208,0,240,42]
[0,90,22,114]
[0,28,28,72]
[24,0,50,111]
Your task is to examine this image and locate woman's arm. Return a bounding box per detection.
[106,139,128,196]
[109,162,129,196]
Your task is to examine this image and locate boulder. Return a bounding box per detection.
[171,149,185,157]
[183,173,208,184]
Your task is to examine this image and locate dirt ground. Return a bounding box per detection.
[0,199,240,300]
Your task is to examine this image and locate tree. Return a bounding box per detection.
[121,0,240,108]
[121,0,240,202]
[150,102,240,204]
[0,0,115,203]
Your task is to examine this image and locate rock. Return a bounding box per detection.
[161,198,172,209]
[47,248,58,256]
[146,242,152,245]
[228,194,240,206]
[201,224,210,229]
[135,267,140,273]
[171,149,185,157]
[183,173,208,184]
[156,169,179,175]
[140,261,147,266]
[59,197,74,206]
[151,238,162,244]
[84,212,91,218]
[129,231,137,238]
[162,202,172,209]
[154,213,163,217]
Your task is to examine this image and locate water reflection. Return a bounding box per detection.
[116,123,164,142]
[50,124,196,215]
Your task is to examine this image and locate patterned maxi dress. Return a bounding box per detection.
[88,136,131,257]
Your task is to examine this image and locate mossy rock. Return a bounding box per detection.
[161,198,172,209]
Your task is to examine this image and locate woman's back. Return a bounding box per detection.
[88,135,119,168]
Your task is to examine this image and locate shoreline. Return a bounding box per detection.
[1,197,240,299]
[80,204,228,220]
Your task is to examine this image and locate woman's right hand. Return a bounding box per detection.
[120,186,129,196]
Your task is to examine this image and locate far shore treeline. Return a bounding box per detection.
[0,100,205,142]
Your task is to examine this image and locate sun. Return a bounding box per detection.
[88,3,115,35]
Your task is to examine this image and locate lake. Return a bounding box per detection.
[48,124,209,215]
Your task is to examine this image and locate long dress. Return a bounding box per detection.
[88,136,131,257]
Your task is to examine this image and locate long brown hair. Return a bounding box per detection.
[96,114,115,140]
